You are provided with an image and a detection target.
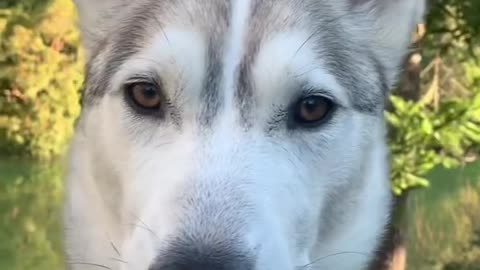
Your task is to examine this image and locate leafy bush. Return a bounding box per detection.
[387,59,480,195]
[0,0,83,160]
[387,0,480,195]
[426,0,480,56]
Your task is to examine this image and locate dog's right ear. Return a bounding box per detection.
[73,0,127,58]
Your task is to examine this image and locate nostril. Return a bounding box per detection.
[149,241,255,270]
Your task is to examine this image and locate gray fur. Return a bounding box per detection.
[81,0,395,119]
[67,0,425,269]
[199,39,227,127]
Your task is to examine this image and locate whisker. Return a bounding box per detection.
[110,241,122,257]
[125,213,162,242]
[110,257,129,264]
[135,56,164,67]
[153,15,171,46]
[132,214,154,232]
[68,262,112,269]
[290,10,370,63]
[127,222,161,241]
[299,251,370,269]
[293,31,317,59]
[294,67,321,78]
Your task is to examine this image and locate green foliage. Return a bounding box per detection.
[426,0,480,56]
[408,170,480,270]
[387,72,480,195]
[0,0,50,16]
[387,0,480,195]
[0,0,83,160]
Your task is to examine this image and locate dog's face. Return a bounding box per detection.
[67,0,424,269]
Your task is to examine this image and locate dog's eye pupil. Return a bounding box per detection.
[127,83,162,110]
[295,96,332,125]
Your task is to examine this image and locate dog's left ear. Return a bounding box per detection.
[73,0,128,58]
[346,0,426,87]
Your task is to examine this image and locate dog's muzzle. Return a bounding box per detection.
[148,238,255,270]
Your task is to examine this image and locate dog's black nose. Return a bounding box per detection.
[149,239,255,270]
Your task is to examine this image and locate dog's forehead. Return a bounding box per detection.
[84,0,386,116]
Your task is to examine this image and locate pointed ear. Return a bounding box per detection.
[348,0,426,86]
[73,0,127,57]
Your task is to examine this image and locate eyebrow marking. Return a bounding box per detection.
[200,39,225,127]
[308,15,385,114]
[82,6,157,106]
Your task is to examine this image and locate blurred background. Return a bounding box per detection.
[0,0,479,269]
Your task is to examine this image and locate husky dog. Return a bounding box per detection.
[65,0,425,269]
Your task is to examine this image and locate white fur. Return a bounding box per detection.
[223,0,252,110]
[66,1,424,269]
[254,31,351,123]
[111,27,207,120]
[346,0,426,85]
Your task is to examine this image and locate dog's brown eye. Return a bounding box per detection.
[126,82,162,112]
[294,96,334,126]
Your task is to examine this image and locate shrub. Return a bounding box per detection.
[0,0,83,160]
[387,59,480,195]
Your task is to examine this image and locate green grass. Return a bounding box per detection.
[0,159,65,270]
[407,161,480,270]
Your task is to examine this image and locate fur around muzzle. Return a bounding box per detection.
[64,0,425,269]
